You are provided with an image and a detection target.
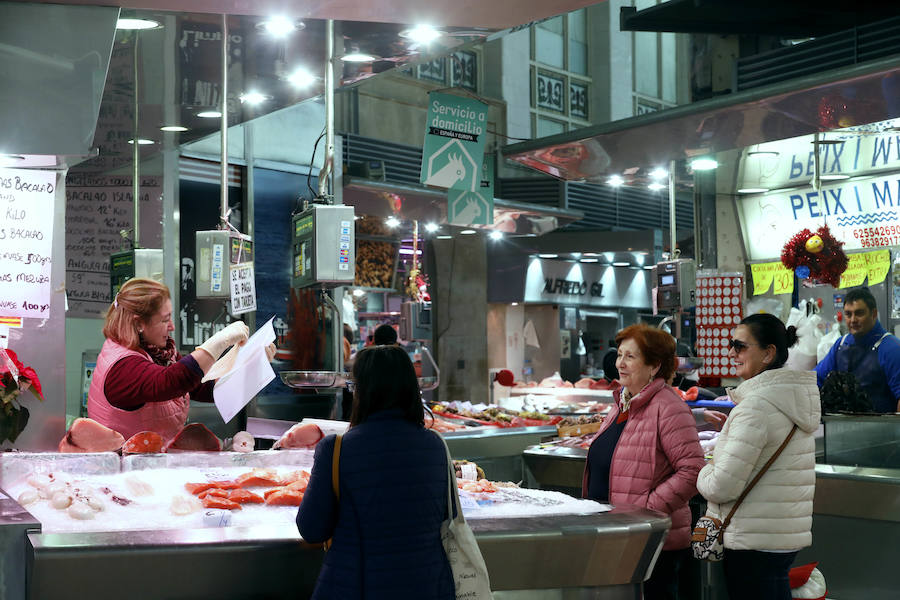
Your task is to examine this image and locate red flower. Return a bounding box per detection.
[0,349,43,401]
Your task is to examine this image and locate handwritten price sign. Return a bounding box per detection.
[751,262,794,296]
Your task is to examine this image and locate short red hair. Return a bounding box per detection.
[615,324,677,382]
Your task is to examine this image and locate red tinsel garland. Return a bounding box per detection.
[780,224,848,287]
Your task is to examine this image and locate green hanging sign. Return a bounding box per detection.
[449,154,494,226]
[420,91,488,192]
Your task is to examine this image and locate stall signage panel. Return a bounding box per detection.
[523,259,651,309]
[0,168,55,318]
[738,133,900,192]
[420,91,488,192]
[229,262,256,315]
[449,154,494,225]
[739,171,900,260]
[695,272,744,379]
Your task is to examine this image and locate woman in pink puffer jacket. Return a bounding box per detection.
[582,324,705,600]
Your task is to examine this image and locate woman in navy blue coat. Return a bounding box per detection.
[296,345,455,600]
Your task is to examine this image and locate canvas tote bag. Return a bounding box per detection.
[436,433,493,600]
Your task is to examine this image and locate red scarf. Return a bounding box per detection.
[142,336,179,367]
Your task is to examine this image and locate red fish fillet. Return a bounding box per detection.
[235,469,283,488]
[122,431,165,454]
[58,418,125,453]
[198,488,230,499]
[201,496,242,510]
[165,423,222,452]
[228,489,264,504]
[264,489,303,506]
[185,482,217,495]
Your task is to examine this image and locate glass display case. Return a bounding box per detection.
[822,414,900,469]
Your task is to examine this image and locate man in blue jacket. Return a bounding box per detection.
[815,287,900,413]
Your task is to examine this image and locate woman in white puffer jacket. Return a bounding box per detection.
[697,313,820,600]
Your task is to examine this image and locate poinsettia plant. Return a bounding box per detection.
[0,348,43,444]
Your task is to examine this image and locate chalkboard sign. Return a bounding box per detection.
[0,168,56,318]
[64,173,162,318]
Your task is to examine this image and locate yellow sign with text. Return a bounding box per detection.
[839,253,868,289]
[751,262,794,295]
[865,249,890,285]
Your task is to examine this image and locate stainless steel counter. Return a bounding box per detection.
[443,426,558,483]
[6,497,669,600]
[523,444,588,494]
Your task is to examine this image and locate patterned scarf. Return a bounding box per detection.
[141,336,179,367]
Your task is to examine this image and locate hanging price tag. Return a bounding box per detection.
[229,262,257,316]
[750,263,776,295]
[838,254,868,289]
[866,249,890,285]
[772,264,794,295]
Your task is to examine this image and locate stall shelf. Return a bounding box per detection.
[443,425,558,483]
[0,451,670,600]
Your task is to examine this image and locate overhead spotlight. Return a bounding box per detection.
[399,25,444,44]
[257,16,303,37]
[460,229,477,235]
[160,125,188,132]
[691,158,718,171]
[649,168,668,179]
[489,231,503,240]
[197,110,222,118]
[737,187,769,194]
[537,253,558,259]
[385,216,401,228]
[436,234,453,239]
[583,252,600,257]
[287,67,317,88]
[643,264,656,270]
[580,258,599,263]
[648,183,665,191]
[424,222,440,233]
[116,18,160,30]
[612,261,631,267]
[341,53,378,63]
[352,288,366,297]
[608,175,624,187]
[239,92,270,105]
[127,139,155,145]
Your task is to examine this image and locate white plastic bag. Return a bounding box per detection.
[817,327,840,362]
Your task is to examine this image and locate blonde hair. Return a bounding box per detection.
[103,278,171,350]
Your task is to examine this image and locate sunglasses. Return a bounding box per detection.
[727,339,754,352]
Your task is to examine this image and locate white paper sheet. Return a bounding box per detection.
[210,317,277,423]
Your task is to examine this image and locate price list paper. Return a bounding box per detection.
[0,168,56,319]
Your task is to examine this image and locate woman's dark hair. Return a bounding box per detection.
[350,345,423,427]
[614,324,677,382]
[739,313,799,370]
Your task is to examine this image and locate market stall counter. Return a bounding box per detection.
[0,450,671,600]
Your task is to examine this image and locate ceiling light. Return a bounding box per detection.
[385,216,401,228]
[537,253,558,259]
[608,175,624,187]
[648,182,665,191]
[116,18,160,30]
[239,92,269,105]
[612,261,631,267]
[257,16,303,37]
[580,258,599,263]
[649,168,667,179]
[127,139,154,145]
[197,110,222,118]
[737,187,770,194]
[691,158,718,171]
[399,25,443,44]
[436,234,453,239]
[460,229,477,235]
[287,67,317,88]
[352,289,366,297]
[819,174,850,181]
[489,231,503,240]
[398,248,423,255]
[583,252,599,257]
[643,264,656,270]
[160,125,188,132]
[748,150,779,157]
[424,222,440,233]
[511,302,519,306]
[341,53,378,63]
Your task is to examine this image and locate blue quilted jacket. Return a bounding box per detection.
[296,410,455,600]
